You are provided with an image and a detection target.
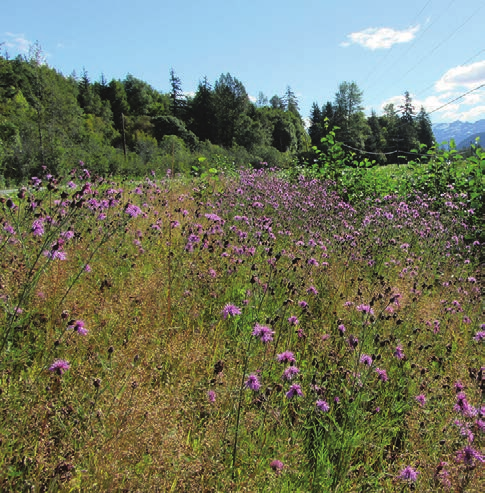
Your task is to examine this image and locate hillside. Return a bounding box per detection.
[457,131,485,149]
[433,119,485,147]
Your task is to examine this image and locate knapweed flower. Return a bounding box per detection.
[221,304,241,319]
[67,320,88,336]
[375,368,388,382]
[288,315,299,325]
[398,466,419,482]
[49,359,70,375]
[394,345,405,360]
[204,213,223,222]
[456,445,484,467]
[44,249,67,261]
[360,354,373,366]
[337,324,346,334]
[31,219,45,236]
[316,400,330,412]
[124,204,143,218]
[415,394,426,407]
[473,331,485,342]
[454,392,477,417]
[347,334,359,350]
[306,286,318,295]
[277,351,296,364]
[269,460,284,475]
[207,390,216,403]
[244,374,261,391]
[252,323,275,343]
[286,383,303,399]
[282,366,300,381]
[356,304,374,315]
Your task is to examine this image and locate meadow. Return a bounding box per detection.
[0,157,483,492]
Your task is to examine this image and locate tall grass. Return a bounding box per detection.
[0,164,483,492]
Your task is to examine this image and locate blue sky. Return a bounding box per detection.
[2,0,484,123]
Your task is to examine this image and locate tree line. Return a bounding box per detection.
[308,82,435,165]
[0,47,435,184]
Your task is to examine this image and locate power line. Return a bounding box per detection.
[393,4,483,86]
[363,0,455,95]
[365,2,483,113]
[340,142,432,158]
[415,48,485,97]
[428,83,485,114]
[361,0,435,92]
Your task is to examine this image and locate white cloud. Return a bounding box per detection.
[3,32,31,54]
[435,60,485,92]
[379,89,485,122]
[440,104,485,122]
[341,25,419,50]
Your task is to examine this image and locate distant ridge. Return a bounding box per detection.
[457,132,485,150]
[432,119,485,148]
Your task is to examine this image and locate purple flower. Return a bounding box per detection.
[277,351,296,364]
[316,400,330,412]
[221,304,242,319]
[67,320,88,336]
[337,324,346,334]
[306,286,318,295]
[252,323,275,343]
[356,304,374,315]
[207,390,216,403]
[454,392,477,417]
[44,249,67,261]
[204,213,223,222]
[282,366,300,381]
[49,359,70,375]
[245,374,261,391]
[360,354,373,366]
[298,300,308,308]
[473,331,485,342]
[269,460,284,475]
[456,445,484,467]
[398,466,419,482]
[125,204,143,218]
[394,345,405,360]
[347,334,359,350]
[375,367,388,382]
[286,383,303,399]
[415,394,426,407]
[32,219,45,236]
[288,315,299,325]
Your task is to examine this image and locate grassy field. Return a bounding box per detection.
[0,166,483,492]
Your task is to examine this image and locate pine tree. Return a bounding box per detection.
[169,68,184,118]
[283,86,300,116]
[416,106,435,150]
[189,76,216,142]
[399,91,418,160]
[308,102,324,147]
[213,73,249,147]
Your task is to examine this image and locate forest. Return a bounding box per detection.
[1,47,435,184]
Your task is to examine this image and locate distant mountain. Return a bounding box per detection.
[456,132,485,150]
[432,119,485,148]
